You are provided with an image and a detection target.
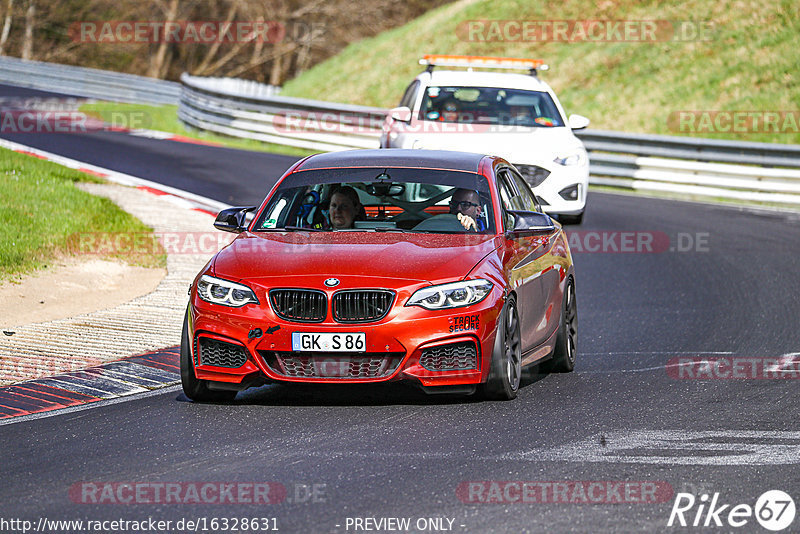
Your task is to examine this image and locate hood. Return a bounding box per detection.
[211,231,502,286]
[397,125,582,167]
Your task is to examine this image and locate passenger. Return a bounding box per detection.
[508,105,533,125]
[450,188,485,231]
[327,185,363,229]
[441,99,460,122]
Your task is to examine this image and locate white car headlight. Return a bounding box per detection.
[554,150,587,166]
[197,275,259,307]
[406,280,493,310]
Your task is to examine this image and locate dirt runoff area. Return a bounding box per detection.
[0,258,165,329]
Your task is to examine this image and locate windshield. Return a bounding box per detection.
[253,167,495,234]
[419,86,564,127]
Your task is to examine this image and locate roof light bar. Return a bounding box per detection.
[419,55,548,75]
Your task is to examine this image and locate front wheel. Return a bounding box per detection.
[180,307,237,402]
[481,297,522,400]
[542,277,577,373]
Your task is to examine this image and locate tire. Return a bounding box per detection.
[542,277,577,373]
[180,307,237,402]
[481,296,522,400]
[558,212,584,225]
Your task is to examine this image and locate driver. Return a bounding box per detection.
[327,185,363,229]
[449,188,484,231]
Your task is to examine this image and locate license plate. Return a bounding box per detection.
[291,332,366,352]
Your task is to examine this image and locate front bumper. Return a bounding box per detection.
[515,161,589,215]
[188,288,504,389]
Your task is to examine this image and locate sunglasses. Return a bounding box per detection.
[450,200,480,209]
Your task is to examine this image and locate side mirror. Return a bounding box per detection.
[568,114,590,130]
[214,206,258,234]
[389,106,412,122]
[508,210,555,235]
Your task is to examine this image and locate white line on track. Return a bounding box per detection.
[576,362,696,374]
[243,430,800,466]
[580,351,734,355]
[506,430,800,466]
[575,351,799,374]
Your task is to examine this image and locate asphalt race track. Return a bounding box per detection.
[0,84,298,206]
[2,84,800,533]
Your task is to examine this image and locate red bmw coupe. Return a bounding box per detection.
[181,149,577,401]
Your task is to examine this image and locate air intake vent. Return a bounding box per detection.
[332,290,394,323]
[419,342,477,371]
[197,337,248,368]
[515,164,551,188]
[261,352,403,379]
[269,289,327,322]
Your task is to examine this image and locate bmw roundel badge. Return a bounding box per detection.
[324,278,340,287]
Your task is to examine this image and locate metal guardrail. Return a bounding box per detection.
[181,75,281,100]
[2,56,796,206]
[577,129,800,168]
[179,73,385,152]
[583,132,800,203]
[0,56,180,105]
[178,75,800,205]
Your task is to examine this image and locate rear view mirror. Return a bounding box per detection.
[214,206,258,233]
[568,114,590,130]
[389,106,412,122]
[367,182,406,197]
[508,210,555,235]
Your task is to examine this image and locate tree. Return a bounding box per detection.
[0,0,451,83]
[147,0,180,78]
[20,0,32,59]
[0,0,13,56]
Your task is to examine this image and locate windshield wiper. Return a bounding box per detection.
[373,227,446,234]
[281,226,324,232]
[373,227,410,232]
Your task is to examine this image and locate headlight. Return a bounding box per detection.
[554,150,586,166]
[406,280,493,310]
[197,275,259,307]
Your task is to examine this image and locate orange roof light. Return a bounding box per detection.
[419,55,548,72]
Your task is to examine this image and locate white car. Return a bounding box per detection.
[381,55,590,224]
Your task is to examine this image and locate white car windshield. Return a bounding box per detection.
[419,86,564,127]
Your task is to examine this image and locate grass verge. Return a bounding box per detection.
[0,147,166,281]
[280,0,800,145]
[79,101,315,158]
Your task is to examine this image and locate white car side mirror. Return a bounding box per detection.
[389,106,412,122]
[568,114,590,130]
